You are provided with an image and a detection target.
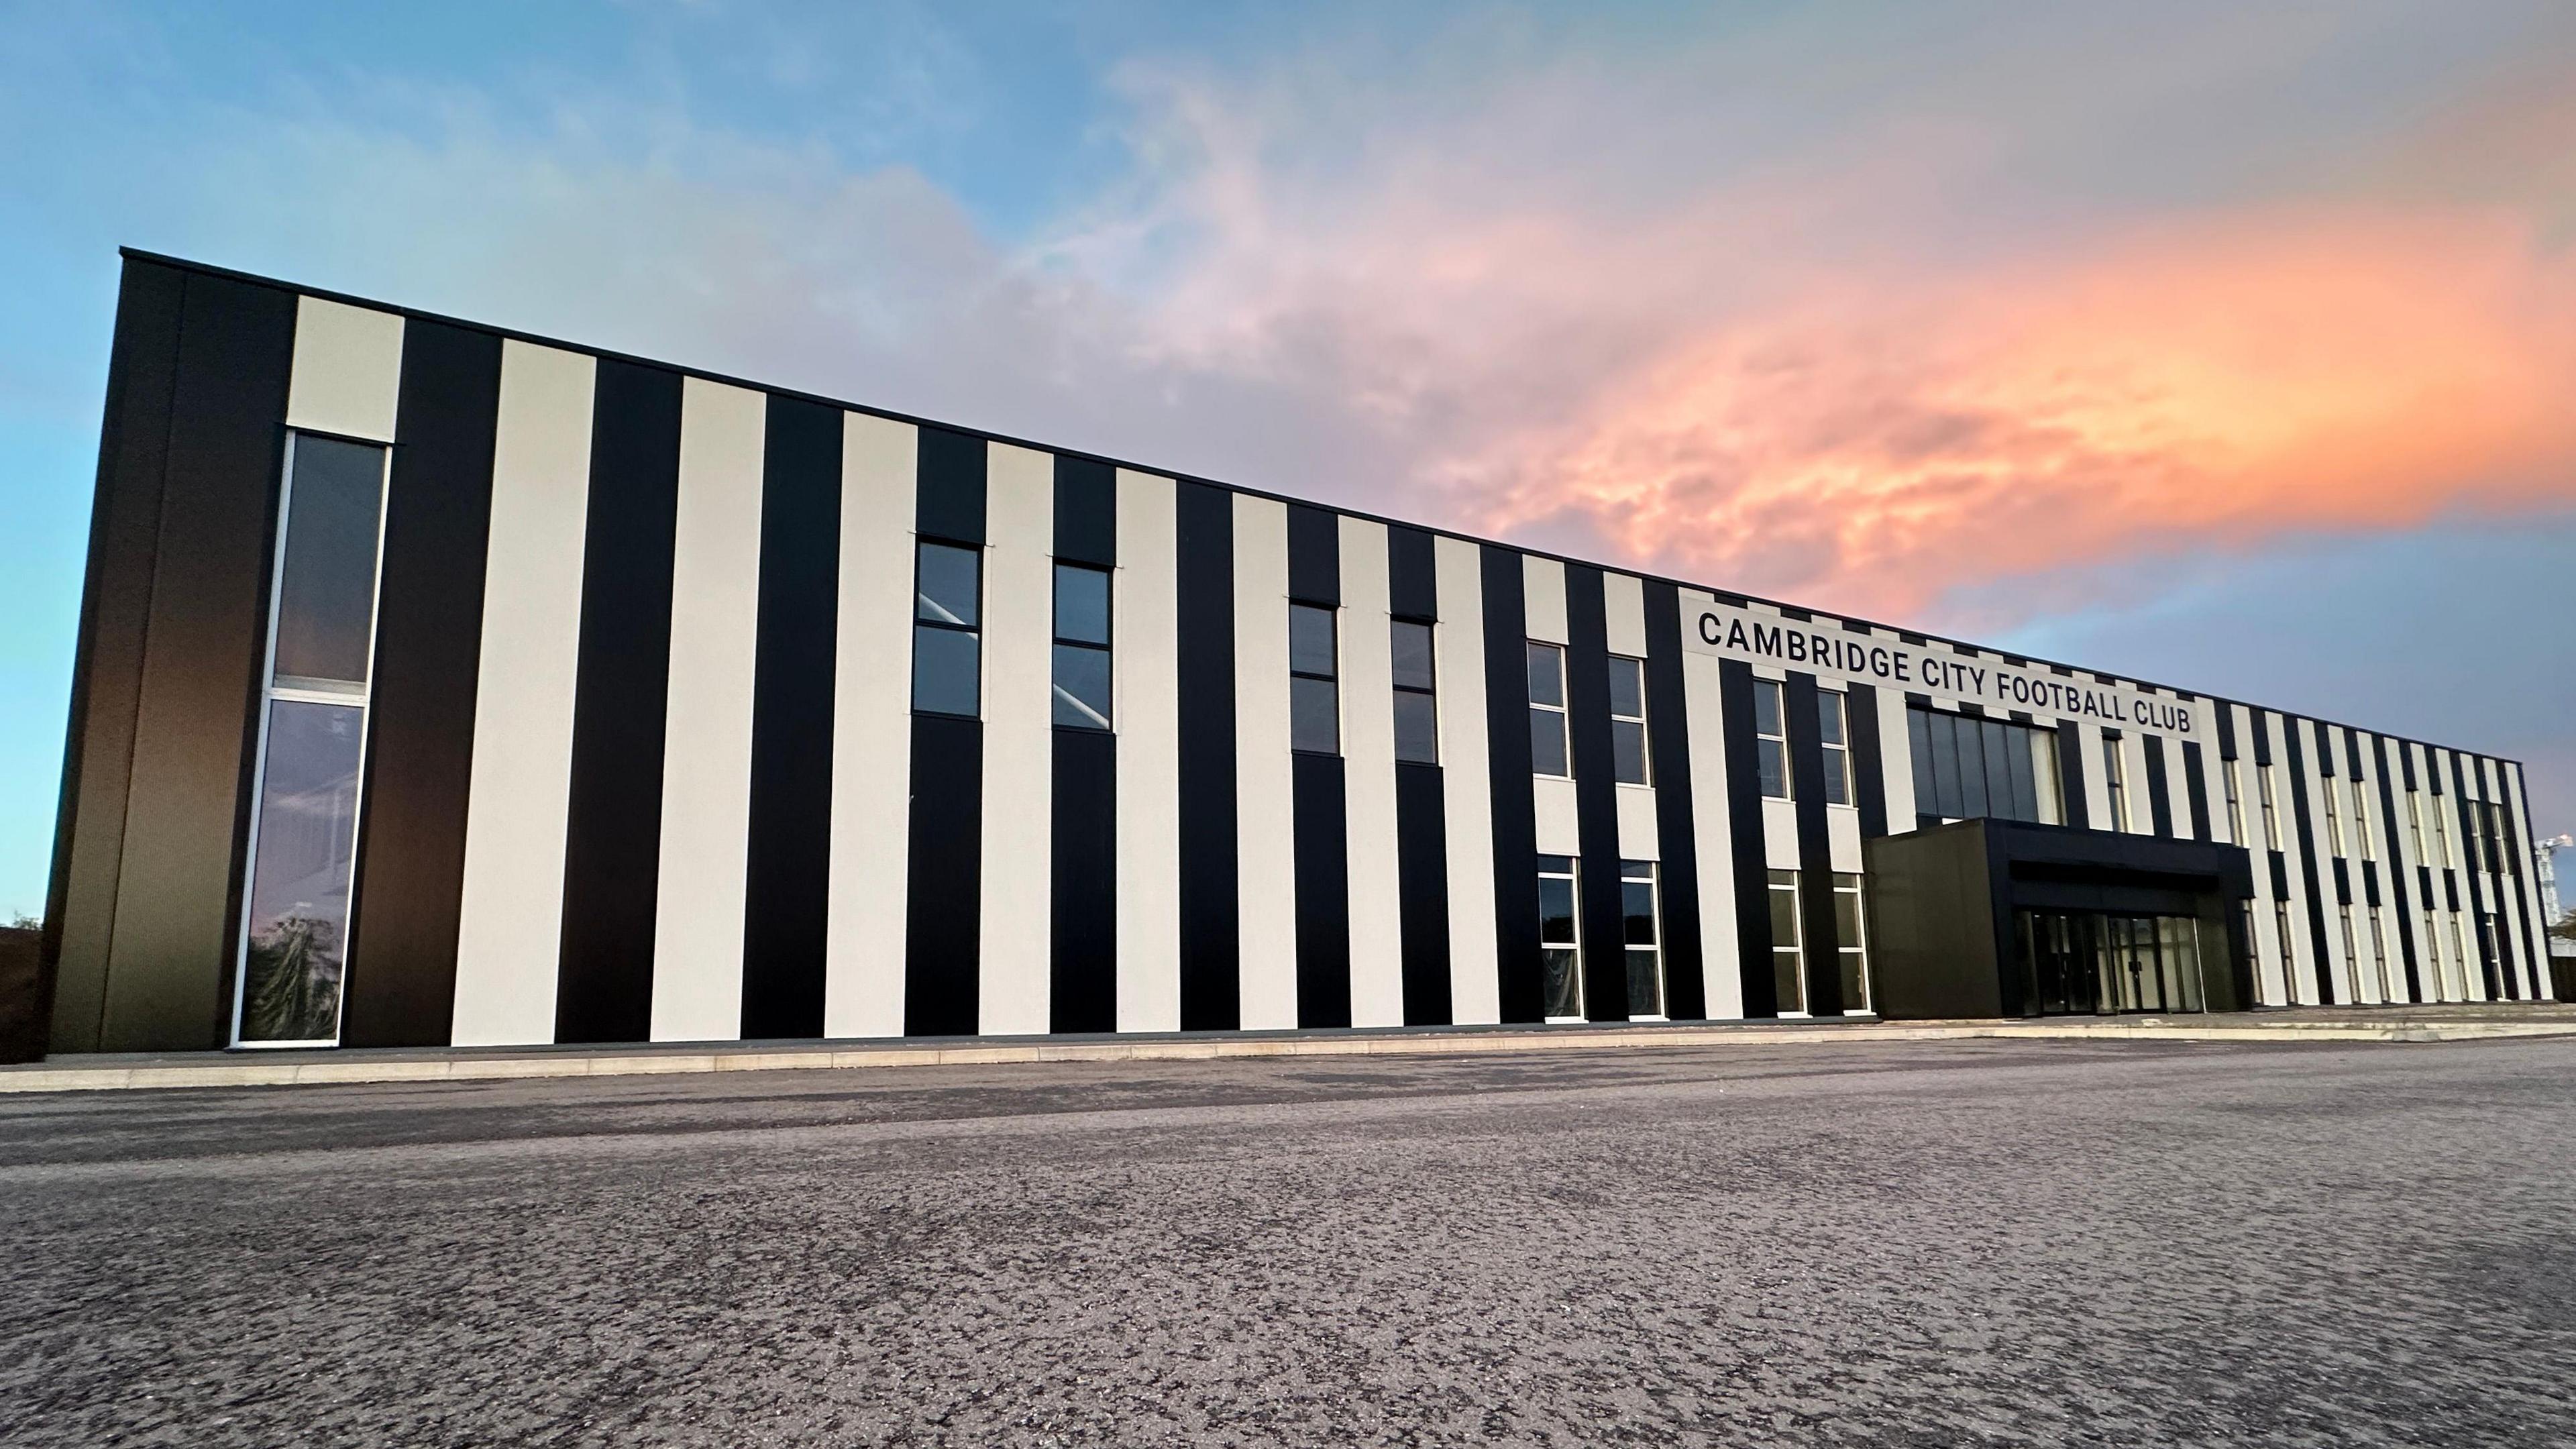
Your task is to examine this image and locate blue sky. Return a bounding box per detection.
[4,1,2574,919]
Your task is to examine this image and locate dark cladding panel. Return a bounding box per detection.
[1564,568,1625,1020]
[1175,481,1239,1030]
[2054,719,2090,830]
[1051,729,1117,1032]
[1053,455,1116,569]
[1784,674,1845,1016]
[1642,582,1706,1020]
[46,259,186,1053]
[904,714,982,1034]
[2182,741,2212,842]
[1395,762,1452,1024]
[2279,718,2334,1004]
[1387,526,1438,621]
[1481,547,1541,1022]
[739,395,842,1040]
[1292,754,1353,1027]
[343,319,502,1048]
[915,426,986,544]
[1718,661,1774,1016]
[98,270,297,1052]
[554,359,683,1044]
[2143,737,2174,839]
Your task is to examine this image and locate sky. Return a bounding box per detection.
[2,1,2573,920]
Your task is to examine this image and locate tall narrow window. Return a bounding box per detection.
[1620,859,1662,1018]
[1538,855,1583,1020]
[2449,914,2469,985]
[2322,774,2345,855]
[1768,869,1805,1014]
[2259,764,2283,850]
[2459,802,2483,873]
[1391,620,1438,764]
[1527,642,1568,777]
[1819,691,1852,806]
[2275,902,2298,988]
[1608,656,1650,785]
[2240,901,2260,975]
[1051,562,1112,730]
[2224,761,2248,845]
[1833,872,1870,1013]
[1289,603,1340,755]
[2430,793,2453,867]
[2338,906,2359,987]
[2351,780,2373,859]
[2406,790,2426,862]
[2102,737,2131,832]
[235,434,389,1048]
[2369,908,2392,1001]
[913,540,982,716]
[1754,680,1790,800]
[2424,909,2446,996]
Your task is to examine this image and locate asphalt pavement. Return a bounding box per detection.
[3,1036,2572,1446]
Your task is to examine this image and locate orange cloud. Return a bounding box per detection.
[1470,210,2576,616]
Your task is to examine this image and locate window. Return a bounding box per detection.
[2369,908,2392,1002]
[2351,780,2373,860]
[2102,736,2131,832]
[1051,563,1112,729]
[1754,680,1790,800]
[1538,855,1583,1020]
[2259,765,2282,850]
[2406,790,2426,862]
[1290,603,1339,754]
[1527,642,1569,777]
[1391,620,1438,764]
[2275,902,2298,991]
[913,540,982,716]
[2430,793,2453,868]
[1768,869,1805,1014]
[1906,707,2059,825]
[2459,801,2483,873]
[2224,761,2248,845]
[2338,906,2359,987]
[1621,860,1663,1018]
[2240,901,2259,974]
[2449,913,2469,987]
[235,434,389,1048]
[2424,910,2447,997]
[2322,774,2345,856]
[1608,657,1650,785]
[1833,872,1870,1012]
[1819,692,1851,807]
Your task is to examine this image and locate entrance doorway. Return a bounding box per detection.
[2014,910,2208,1016]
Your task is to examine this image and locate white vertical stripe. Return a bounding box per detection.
[1434,536,1499,1026]
[649,379,766,1042]
[1876,685,1917,829]
[286,297,404,443]
[980,444,1054,1035]
[449,341,594,1047]
[1339,517,1405,1029]
[1602,572,1648,658]
[1234,495,1299,1029]
[2504,763,2550,1000]
[1115,471,1183,1032]
[1534,778,1581,854]
[1522,556,1568,644]
[2081,725,2115,833]
[824,414,917,1038]
[1680,619,1743,1019]
[1616,788,1660,860]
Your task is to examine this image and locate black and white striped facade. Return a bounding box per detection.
[36,252,2561,1055]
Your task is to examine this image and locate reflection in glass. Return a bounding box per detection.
[239,701,364,1043]
[913,626,980,716]
[270,437,386,690]
[1530,708,1569,776]
[1525,643,1564,708]
[1393,692,1438,764]
[1291,675,1339,753]
[1613,719,1648,785]
[1289,604,1337,678]
[1054,564,1110,645]
[1053,643,1112,729]
[1543,949,1583,1019]
[1768,869,1804,1012]
[916,542,981,626]
[1391,621,1435,692]
[1607,657,1643,718]
[1538,856,1582,1019]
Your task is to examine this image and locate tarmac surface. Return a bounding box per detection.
[3,1035,2573,1446]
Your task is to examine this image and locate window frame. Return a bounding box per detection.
[1050,560,1114,731]
[2322,772,2345,856]
[1607,655,1650,786]
[1538,854,1585,1022]
[1754,678,1791,801]
[1818,690,1853,808]
[1619,858,1664,1020]
[1391,619,1438,765]
[2351,777,2373,860]
[911,537,985,718]
[2224,760,2248,845]
[1289,601,1340,756]
[2102,735,2131,833]
[2259,763,2282,850]
[1527,641,1570,779]
[1768,867,1806,1016]
[1832,871,1870,1014]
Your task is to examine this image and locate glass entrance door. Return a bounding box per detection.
[2015,910,2209,1016]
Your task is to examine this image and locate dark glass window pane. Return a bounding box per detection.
[1531,708,1568,775]
[1757,738,1788,798]
[1052,643,1112,729]
[1291,675,1338,753]
[1752,680,1782,737]
[1543,949,1583,1017]
[1540,855,1576,874]
[1391,621,1435,692]
[272,436,386,688]
[916,542,980,627]
[912,624,979,715]
[1626,950,1662,1016]
[1622,879,1657,944]
[1393,691,1439,763]
[1956,716,1990,818]
[2004,725,2038,822]
[239,700,364,1042]
[1834,889,1862,949]
[1612,719,1648,784]
[1818,692,1845,747]
[1823,745,1850,806]
[1607,657,1643,718]
[1928,712,1964,820]
[1768,885,1801,945]
[1525,642,1563,707]
[1537,876,1577,945]
[1055,564,1109,645]
[1774,951,1804,1013]
[1908,709,1939,818]
[1981,720,2014,822]
[1289,604,1336,678]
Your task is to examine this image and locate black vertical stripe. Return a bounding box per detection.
[2449,753,2499,998]
[1050,458,1118,1034]
[97,271,297,1053]
[739,396,841,1040]
[1051,730,1117,1032]
[2499,763,2544,1001]
[1292,755,1352,1027]
[1784,674,1844,1016]
[1563,568,1625,1021]
[1642,582,1705,1020]
[1175,482,1238,1030]
[1845,679,1888,841]
[555,360,684,1044]
[2213,701,2239,762]
[2143,737,2174,838]
[1717,661,1774,1017]
[1387,530,1449,1024]
[2369,737,2422,1002]
[2182,741,2212,842]
[343,319,502,1049]
[2279,718,2334,1004]
[915,426,985,544]
[2054,719,2090,830]
[1480,547,1541,1022]
[904,714,982,1034]
[43,259,186,1054]
[1285,503,1340,604]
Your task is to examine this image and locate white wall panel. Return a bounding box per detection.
[1615,786,1660,861]
[1434,536,1499,1025]
[286,297,403,443]
[1763,798,1801,871]
[1534,777,1580,855]
[823,414,917,1038]
[1522,555,1568,644]
[1876,686,1917,830]
[979,443,1055,1034]
[1827,807,1863,873]
[449,341,594,1046]
[1115,471,1183,1032]
[1602,572,1648,658]
[1338,517,1405,1028]
[1680,640,1742,1019]
[649,378,766,1042]
[1234,496,1299,1029]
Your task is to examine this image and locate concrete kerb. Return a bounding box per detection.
[6,1014,2573,1095]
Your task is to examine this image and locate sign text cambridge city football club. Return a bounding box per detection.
[1687,601,2200,737]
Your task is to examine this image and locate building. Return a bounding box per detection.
[30,250,2563,1057]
